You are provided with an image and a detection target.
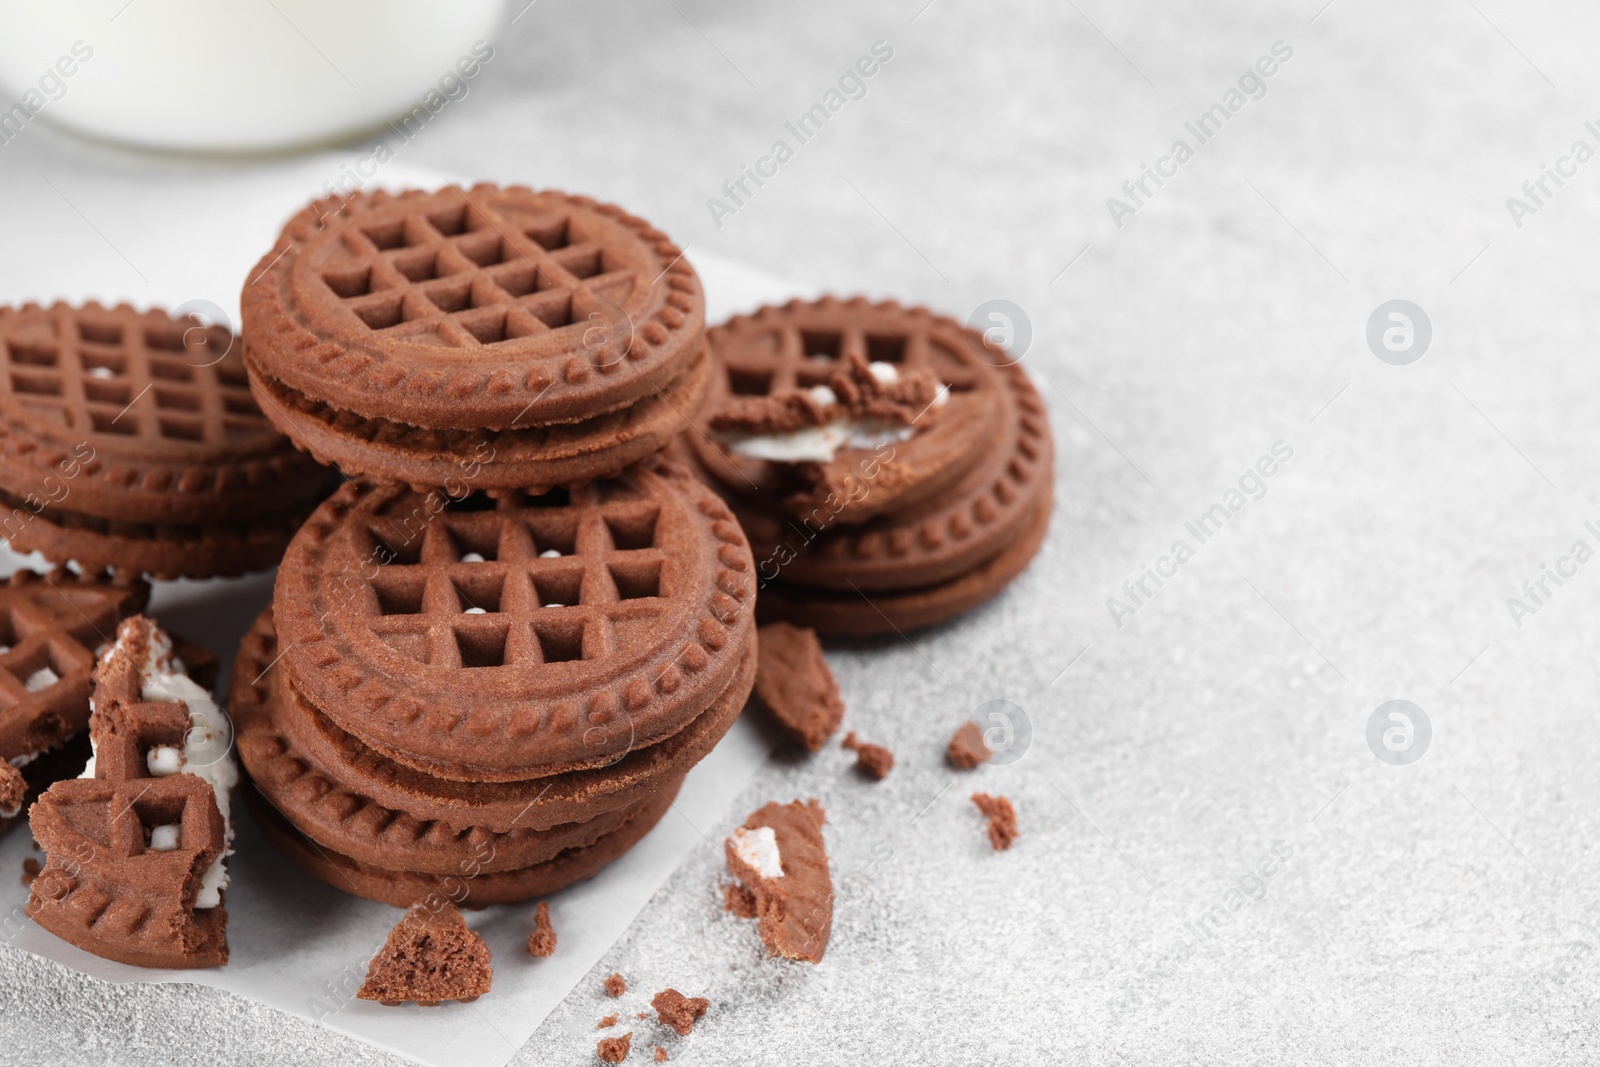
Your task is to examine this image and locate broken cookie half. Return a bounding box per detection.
[724,799,833,964]
[26,616,237,968]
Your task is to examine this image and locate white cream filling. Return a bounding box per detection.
[460,552,486,563]
[463,606,486,615]
[88,367,115,379]
[719,362,938,463]
[24,666,59,692]
[539,549,562,558]
[730,825,783,879]
[149,823,181,851]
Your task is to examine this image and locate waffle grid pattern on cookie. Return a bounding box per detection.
[2,305,264,446]
[315,199,637,355]
[0,571,145,761]
[717,315,982,401]
[361,484,676,672]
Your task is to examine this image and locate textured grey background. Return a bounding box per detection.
[3,0,1600,1063]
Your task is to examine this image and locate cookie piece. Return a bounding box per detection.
[0,302,335,579]
[27,616,238,968]
[946,721,992,769]
[0,568,147,773]
[233,607,755,856]
[753,622,841,751]
[246,775,682,908]
[972,792,1018,850]
[604,972,627,996]
[357,901,492,1006]
[654,1048,667,1062]
[241,184,708,492]
[597,1032,632,1063]
[527,900,556,957]
[270,465,756,783]
[841,731,893,780]
[651,988,708,1035]
[724,800,832,964]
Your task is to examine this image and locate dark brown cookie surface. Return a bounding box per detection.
[752,622,841,751]
[271,464,756,782]
[0,303,335,579]
[358,901,492,1006]
[0,568,147,770]
[246,774,681,908]
[241,185,707,490]
[27,617,237,968]
[233,607,755,842]
[679,297,1053,636]
[724,799,832,964]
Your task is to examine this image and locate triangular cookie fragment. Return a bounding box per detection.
[358,901,493,1006]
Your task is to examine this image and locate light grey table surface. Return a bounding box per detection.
[4,1,1600,1063]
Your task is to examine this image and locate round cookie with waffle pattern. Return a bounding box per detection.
[0,302,336,579]
[241,184,709,492]
[270,460,757,784]
[678,296,1055,636]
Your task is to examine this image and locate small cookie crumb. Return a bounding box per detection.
[651,988,709,1035]
[597,1013,619,1029]
[604,972,627,997]
[842,731,894,780]
[527,900,556,958]
[723,881,758,918]
[972,792,1018,850]
[654,1048,668,1062]
[947,721,992,769]
[597,1032,631,1063]
[21,857,40,886]
[636,1011,648,1019]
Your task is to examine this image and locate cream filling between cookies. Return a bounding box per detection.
[716,362,949,463]
[730,825,783,879]
[80,626,239,909]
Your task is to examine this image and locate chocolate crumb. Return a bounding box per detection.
[598,1013,619,1029]
[710,352,941,437]
[604,972,627,997]
[972,792,1018,850]
[636,1011,648,1019]
[0,762,24,818]
[358,902,492,1006]
[20,857,40,887]
[725,800,833,964]
[651,988,709,1036]
[654,1048,668,1063]
[527,900,556,958]
[946,721,992,769]
[723,881,758,918]
[597,1032,632,1063]
[753,623,843,751]
[842,731,894,780]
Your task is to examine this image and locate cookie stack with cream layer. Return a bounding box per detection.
[234,185,756,905]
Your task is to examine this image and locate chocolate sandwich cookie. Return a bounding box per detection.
[679,297,1054,636]
[270,464,756,783]
[0,568,148,834]
[27,617,239,968]
[233,607,755,846]
[245,775,682,909]
[241,184,708,492]
[0,303,336,579]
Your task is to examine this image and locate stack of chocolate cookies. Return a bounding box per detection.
[678,297,1054,636]
[232,185,757,906]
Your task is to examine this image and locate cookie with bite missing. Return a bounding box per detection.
[0,302,336,579]
[241,184,709,492]
[678,297,1054,637]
